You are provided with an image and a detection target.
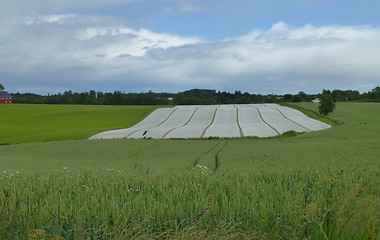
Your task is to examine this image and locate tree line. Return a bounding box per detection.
[8,86,380,105]
[11,90,171,105]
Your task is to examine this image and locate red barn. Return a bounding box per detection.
[0,90,12,104]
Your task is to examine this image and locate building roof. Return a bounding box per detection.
[0,90,12,98]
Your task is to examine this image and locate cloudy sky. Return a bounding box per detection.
[1,0,380,94]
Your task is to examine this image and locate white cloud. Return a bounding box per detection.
[74,26,201,59]
[25,14,77,25]
[1,14,380,94]
[163,0,207,14]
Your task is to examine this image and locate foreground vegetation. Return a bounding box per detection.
[0,102,380,239]
[2,167,378,239]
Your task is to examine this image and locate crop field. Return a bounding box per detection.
[0,102,380,239]
[0,104,165,144]
[91,104,330,139]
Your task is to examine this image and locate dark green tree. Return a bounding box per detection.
[318,93,335,116]
[292,95,302,102]
[298,91,307,101]
[283,94,293,102]
[0,83,4,90]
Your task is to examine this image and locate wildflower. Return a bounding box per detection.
[195,165,208,170]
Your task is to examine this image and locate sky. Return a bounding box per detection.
[1,0,380,95]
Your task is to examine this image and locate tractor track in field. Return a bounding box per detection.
[213,141,228,172]
[192,141,223,167]
[192,140,228,172]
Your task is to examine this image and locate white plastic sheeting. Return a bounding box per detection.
[251,104,308,134]
[165,105,217,139]
[90,104,331,139]
[89,107,175,139]
[128,106,197,139]
[264,104,331,131]
[203,105,241,138]
[236,105,278,138]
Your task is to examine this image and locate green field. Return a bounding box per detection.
[0,102,380,239]
[0,104,167,144]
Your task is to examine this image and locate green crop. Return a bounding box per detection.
[0,104,168,144]
[1,167,379,239]
[0,102,379,239]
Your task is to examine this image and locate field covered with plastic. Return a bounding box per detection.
[91,104,331,139]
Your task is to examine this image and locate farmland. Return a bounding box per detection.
[91,104,330,139]
[0,104,166,144]
[0,102,380,239]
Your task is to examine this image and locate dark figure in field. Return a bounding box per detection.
[143,130,148,138]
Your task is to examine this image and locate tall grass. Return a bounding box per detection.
[1,167,379,239]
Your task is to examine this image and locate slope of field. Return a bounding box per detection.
[0,102,379,239]
[165,105,217,138]
[91,104,331,139]
[2,103,378,171]
[203,104,242,138]
[0,104,166,144]
[131,105,198,139]
[236,104,278,137]
[90,107,175,139]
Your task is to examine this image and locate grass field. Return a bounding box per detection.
[0,104,167,144]
[0,102,380,239]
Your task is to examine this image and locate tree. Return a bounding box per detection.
[0,83,4,90]
[318,93,335,116]
[298,91,307,101]
[292,95,302,102]
[283,94,293,102]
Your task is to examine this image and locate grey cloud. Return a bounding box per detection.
[1,15,380,94]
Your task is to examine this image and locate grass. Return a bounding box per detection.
[0,102,380,239]
[0,104,168,144]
